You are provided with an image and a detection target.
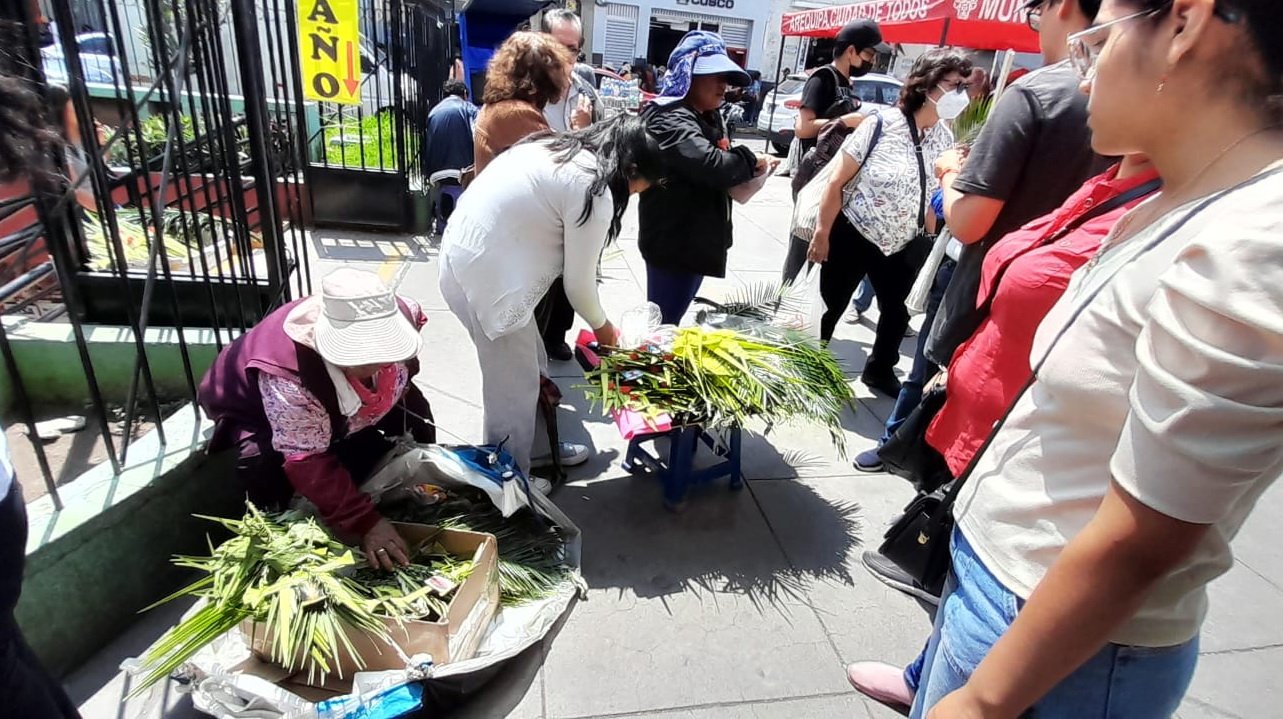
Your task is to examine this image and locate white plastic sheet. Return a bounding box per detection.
[135,443,583,719]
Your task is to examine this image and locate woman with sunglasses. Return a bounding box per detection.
[907,1,1283,717]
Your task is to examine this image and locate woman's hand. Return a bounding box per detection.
[362,518,410,571]
[840,111,865,129]
[593,320,619,348]
[807,229,830,264]
[571,95,593,131]
[935,148,965,180]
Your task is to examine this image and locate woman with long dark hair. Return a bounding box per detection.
[0,74,83,719]
[901,1,1283,716]
[809,48,973,397]
[439,115,666,480]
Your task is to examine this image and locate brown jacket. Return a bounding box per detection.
[473,99,550,175]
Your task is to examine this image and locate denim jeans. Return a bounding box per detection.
[852,277,875,313]
[646,263,705,325]
[880,259,955,444]
[909,529,1200,719]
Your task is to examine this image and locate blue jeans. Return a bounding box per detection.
[909,530,1200,718]
[880,259,955,444]
[646,263,705,325]
[852,277,875,313]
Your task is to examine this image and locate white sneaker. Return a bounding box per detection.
[531,442,590,469]
[844,308,863,324]
[529,476,553,495]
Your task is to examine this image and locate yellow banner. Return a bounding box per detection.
[298,0,362,105]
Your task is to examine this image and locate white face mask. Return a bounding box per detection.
[932,87,970,121]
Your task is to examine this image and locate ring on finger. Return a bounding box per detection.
[376,548,389,554]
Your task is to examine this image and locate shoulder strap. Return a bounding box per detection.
[938,167,1283,511]
[974,176,1163,321]
[860,112,885,167]
[904,109,927,234]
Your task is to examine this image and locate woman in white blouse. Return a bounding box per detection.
[809,49,973,398]
[900,0,1283,716]
[439,116,665,479]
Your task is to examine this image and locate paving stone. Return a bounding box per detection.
[750,476,932,676]
[540,479,851,717]
[1178,645,1283,719]
[640,693,875,718]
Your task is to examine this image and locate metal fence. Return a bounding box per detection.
[305,0,455,230]
[0,0,317,508]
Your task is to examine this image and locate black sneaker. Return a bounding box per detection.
[546,342,574,362]
[860,370,902,398]
[861,550,940,605]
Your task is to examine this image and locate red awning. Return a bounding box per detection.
[780,0,1040,53]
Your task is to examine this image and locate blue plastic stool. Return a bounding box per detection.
[621,424,743,511]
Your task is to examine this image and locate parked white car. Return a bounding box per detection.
[41,32,122,86]
[757,71,904,154]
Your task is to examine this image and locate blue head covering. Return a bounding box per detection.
[653,31,751,107]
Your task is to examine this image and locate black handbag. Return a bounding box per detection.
[877,177,1163,493]
[877,173,1206,596]
[877,383,951,494]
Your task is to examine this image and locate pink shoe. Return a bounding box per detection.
[846,661,913,715]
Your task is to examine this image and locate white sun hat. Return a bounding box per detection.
[299,268,422,367]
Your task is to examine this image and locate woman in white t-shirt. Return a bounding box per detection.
[901,1,1283,717]
[809,49,971,398]
[439,116,664,481]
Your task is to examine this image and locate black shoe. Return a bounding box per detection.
[860,370,902,398]
[861,551,940,605]
[546,342,574,362]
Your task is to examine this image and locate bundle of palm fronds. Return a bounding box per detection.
[383,490,572,606]
[133,505,472,692]
[81,207,262,274]
[585,324,854,455]
[951,95,995,150]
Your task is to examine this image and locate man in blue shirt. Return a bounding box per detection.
[422,81,477,177]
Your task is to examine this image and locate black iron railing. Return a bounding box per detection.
[0,0,313,508]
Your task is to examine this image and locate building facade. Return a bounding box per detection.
[588,0,771,72]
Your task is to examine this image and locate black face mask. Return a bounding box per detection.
[848,55,871,78]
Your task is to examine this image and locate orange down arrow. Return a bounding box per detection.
[343,41,359,97]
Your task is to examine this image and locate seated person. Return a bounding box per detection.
[198,268,434,570]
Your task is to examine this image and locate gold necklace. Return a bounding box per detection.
[1083,125,1283,273]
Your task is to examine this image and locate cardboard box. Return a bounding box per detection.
[240,523,499,687]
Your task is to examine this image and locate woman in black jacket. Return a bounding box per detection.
[639,31,767,324]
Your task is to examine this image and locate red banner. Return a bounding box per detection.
[781,0,1038,53]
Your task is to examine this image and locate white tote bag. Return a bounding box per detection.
[906,229,952,316]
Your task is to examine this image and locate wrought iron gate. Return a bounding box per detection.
[301,0,455,230]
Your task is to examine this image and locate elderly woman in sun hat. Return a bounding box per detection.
[198,268,434,571]
[638,30,773,324]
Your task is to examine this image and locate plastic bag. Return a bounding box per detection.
[795,264,827,339]
[906,229,951,316]
[790,155,843,243]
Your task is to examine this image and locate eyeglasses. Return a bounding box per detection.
[1066,8,1161,81]
[1022,0,1048,31]
[1068,2,1242,81]
[1025,5,1042,32]
[938,80,972,93]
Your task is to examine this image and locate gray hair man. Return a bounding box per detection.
[540,9,604,131]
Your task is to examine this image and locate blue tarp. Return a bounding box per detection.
[457,0,556,97]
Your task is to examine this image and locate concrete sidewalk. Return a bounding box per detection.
[68,174,1282,718]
